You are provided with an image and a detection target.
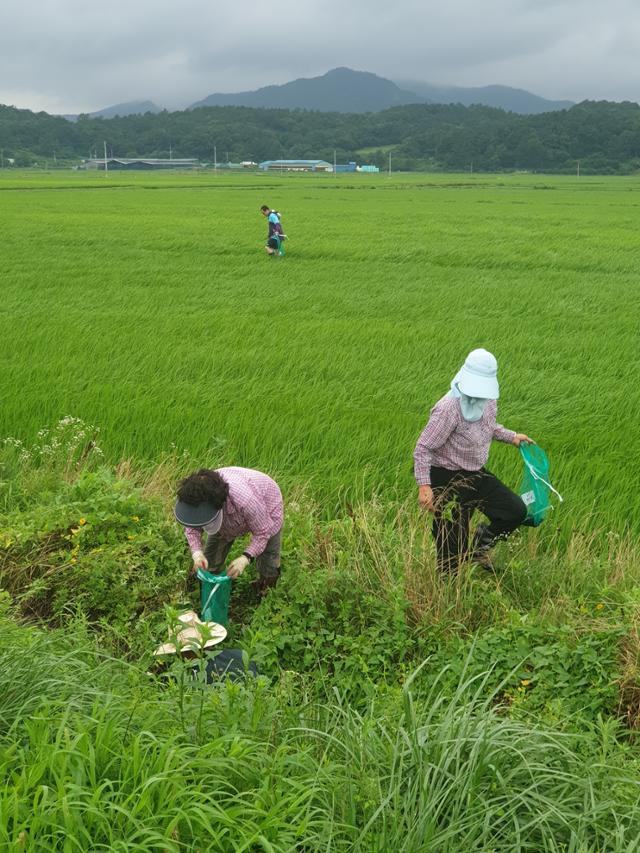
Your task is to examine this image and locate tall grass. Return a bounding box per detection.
[2,618,639,852]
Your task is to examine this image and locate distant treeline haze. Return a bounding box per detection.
[2,99,640,173]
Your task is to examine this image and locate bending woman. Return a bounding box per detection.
[413,348,533,572]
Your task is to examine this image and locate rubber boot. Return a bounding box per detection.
[471,524,496,571]
[251,571,280,599]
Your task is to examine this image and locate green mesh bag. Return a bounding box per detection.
[519,443,563,527]
[197,568,232,627]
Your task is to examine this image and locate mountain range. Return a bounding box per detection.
[62,67,574,120]
[190,68,422,113]
[63,100,162,122]
[395,79,573,114]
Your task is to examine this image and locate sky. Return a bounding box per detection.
[2,0,639,113]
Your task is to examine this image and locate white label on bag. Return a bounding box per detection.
[521,490,536,506]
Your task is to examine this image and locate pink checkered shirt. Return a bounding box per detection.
[184,467,283,558]
[413,396,516,486]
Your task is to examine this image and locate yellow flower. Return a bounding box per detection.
[595,603,604,611]
[127,534,135,540]
[521,679,531,687]
[78,518,87,526]
[132,516,140,522]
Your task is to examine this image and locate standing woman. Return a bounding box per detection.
[413,349,533,572]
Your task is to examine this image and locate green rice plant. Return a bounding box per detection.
[0,171,638,539]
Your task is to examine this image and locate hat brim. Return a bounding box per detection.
[154,622,227,656]
[174,500,222,529]
[457,371,499,400]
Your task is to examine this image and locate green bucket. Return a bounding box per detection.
[197,568,232,627]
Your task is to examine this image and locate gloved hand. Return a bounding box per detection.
[227,554,250,579]
[192,550,208,571]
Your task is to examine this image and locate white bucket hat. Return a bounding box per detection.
[154,610,227,656]
[452,348,500,400]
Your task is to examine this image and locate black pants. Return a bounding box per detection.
[430,466,527,572]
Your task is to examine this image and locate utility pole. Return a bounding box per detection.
[103,140,108,175]
[334,148,337,175]
[0,149,4,169]
[214,144,217,174]
[169,143,172,160]
[388,151,391,177]
[577,161,580,179]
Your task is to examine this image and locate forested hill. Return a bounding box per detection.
[2,99,639,173]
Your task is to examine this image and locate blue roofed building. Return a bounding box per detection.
[334,161,357,173]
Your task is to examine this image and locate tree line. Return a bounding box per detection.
[1,99,639,173]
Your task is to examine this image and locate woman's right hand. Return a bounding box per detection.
[418,485,435,513]
[192,550,208,571]
[513,433,534,447]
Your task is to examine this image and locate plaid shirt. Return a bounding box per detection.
[413,396,516,486]
[185,467,283,558]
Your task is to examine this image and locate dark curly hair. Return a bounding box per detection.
[177,469,229,508]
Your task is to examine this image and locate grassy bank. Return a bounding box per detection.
[1,450,640,849]
[2,429,640,849]
[3,612,640,851]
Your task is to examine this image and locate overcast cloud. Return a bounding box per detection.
[2,0,639,113]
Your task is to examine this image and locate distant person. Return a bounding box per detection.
[413,348,534,573]
[174,466,283,595]
[260,205,286,256]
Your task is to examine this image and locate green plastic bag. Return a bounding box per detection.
[519,443,563,527]
[197,568,231,627]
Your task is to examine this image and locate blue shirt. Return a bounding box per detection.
[267,210,282,238]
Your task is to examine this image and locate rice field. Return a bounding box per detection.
[2,170,639,538]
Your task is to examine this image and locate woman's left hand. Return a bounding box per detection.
[513,433,534,446]
[227,554,250,579]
